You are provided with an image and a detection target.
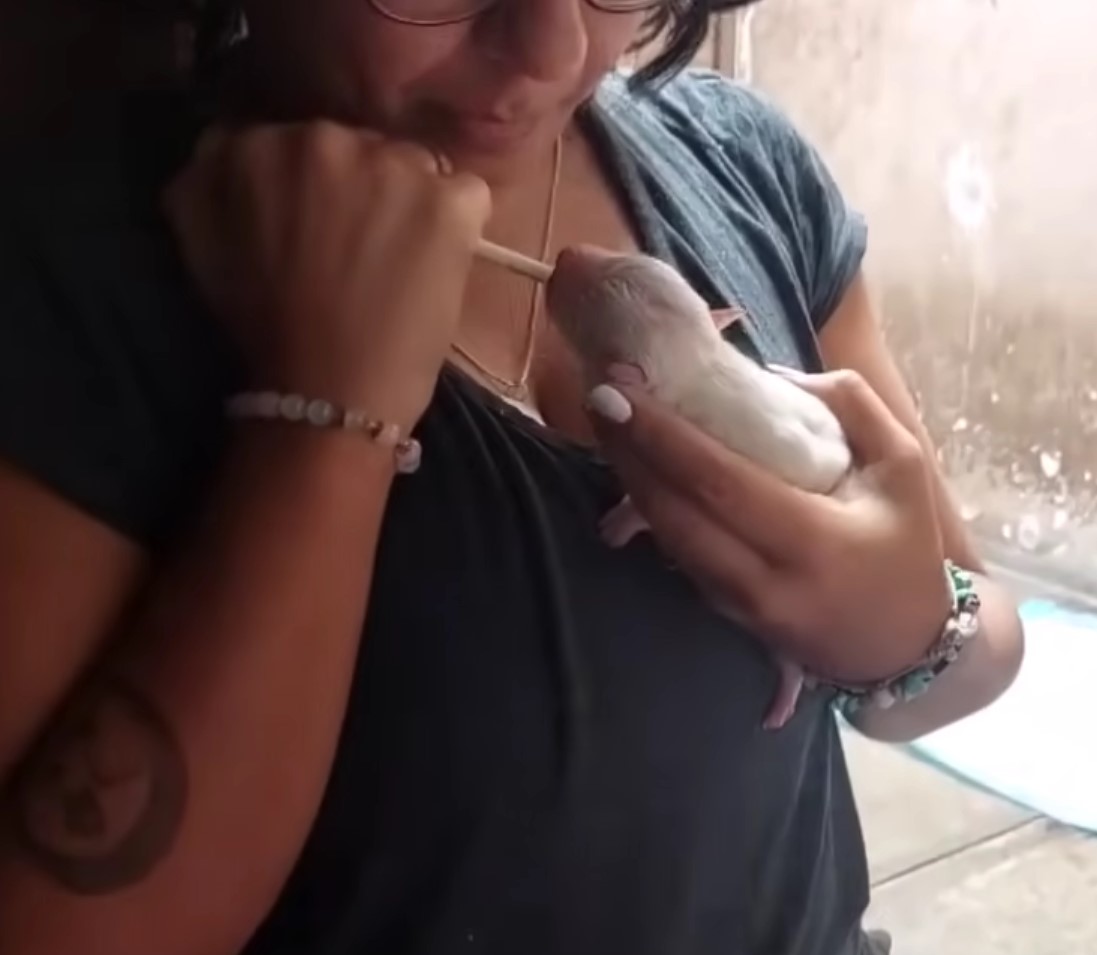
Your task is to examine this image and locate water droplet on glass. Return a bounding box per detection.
[945,144,995,233]
[1017,514,1042,551]
[1039,450,1062,479]
[960,502,982,522]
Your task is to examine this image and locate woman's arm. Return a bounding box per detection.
[818,272,1025,743]
[0,426,396,955]
[0,467,147,784]
[0,117,489,955]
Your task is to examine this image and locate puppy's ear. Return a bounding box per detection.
[711,305,747,331]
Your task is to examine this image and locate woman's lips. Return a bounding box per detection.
[450,110,541,150]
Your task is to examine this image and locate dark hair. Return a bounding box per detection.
[192,0,760,91]
[633,0,759,87]
[191,0,238,91]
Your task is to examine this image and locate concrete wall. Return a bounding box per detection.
[713,0,1097,590]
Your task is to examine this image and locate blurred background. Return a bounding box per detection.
[691,0,1097,598]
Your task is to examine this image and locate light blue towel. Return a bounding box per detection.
[905,598,1097,832]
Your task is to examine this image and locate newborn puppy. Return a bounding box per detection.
[546,246,855,730]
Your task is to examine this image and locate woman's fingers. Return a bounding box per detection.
[587,383,819,559]
[614,461,812,650]
[609,451,773,608]
[770,367,923,468]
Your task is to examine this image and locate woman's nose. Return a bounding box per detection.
[483,0,589,83]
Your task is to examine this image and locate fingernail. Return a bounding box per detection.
[585,384,633,424]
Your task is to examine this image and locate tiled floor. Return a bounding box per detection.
[850,731,1097,954]
[848,559,1097,954]
[847,581,1097,955]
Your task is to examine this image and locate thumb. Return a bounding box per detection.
[769,366,922,466]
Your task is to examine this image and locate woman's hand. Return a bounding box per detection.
[163,121,491,431]
[586,367,955,685]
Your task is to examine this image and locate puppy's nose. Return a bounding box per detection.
[547,245,614,317]
[544,244,605,322]
[554,243,613,273]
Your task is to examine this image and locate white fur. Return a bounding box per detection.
[546,248,857,731]
[660,350,852,495]
[547,247,854,495]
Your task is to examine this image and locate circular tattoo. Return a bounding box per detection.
[11,680,188,895]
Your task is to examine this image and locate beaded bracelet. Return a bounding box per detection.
[226,391,422,474]
[831,560,982,717]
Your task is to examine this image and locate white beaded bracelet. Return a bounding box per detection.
[225,391,422,474]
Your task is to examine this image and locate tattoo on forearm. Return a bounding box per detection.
[7,679,188,895]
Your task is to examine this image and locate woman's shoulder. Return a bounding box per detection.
[592,67,853,249]
[0,92,233,548]
[598,66,774,115]
[595,67,809,167]
[593,68,867,347]
[0,90,215,371]
[0,90,196,234]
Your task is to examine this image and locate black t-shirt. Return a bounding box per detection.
[0,71,886,955]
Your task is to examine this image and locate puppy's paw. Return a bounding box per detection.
[599,495,650,547]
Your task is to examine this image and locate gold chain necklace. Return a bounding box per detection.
[450,136,563,405]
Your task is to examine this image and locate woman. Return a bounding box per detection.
[0,1,1023,953]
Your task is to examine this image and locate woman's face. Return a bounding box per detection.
[241,0,652,180]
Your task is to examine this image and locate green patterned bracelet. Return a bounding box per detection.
[832,560,982,718]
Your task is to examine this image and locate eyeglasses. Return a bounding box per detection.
[368,0,664,27]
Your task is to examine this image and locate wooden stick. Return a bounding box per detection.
[475,239,554,283]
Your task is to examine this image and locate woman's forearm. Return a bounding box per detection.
[0,424,397,955]
[848,572,1025,743]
